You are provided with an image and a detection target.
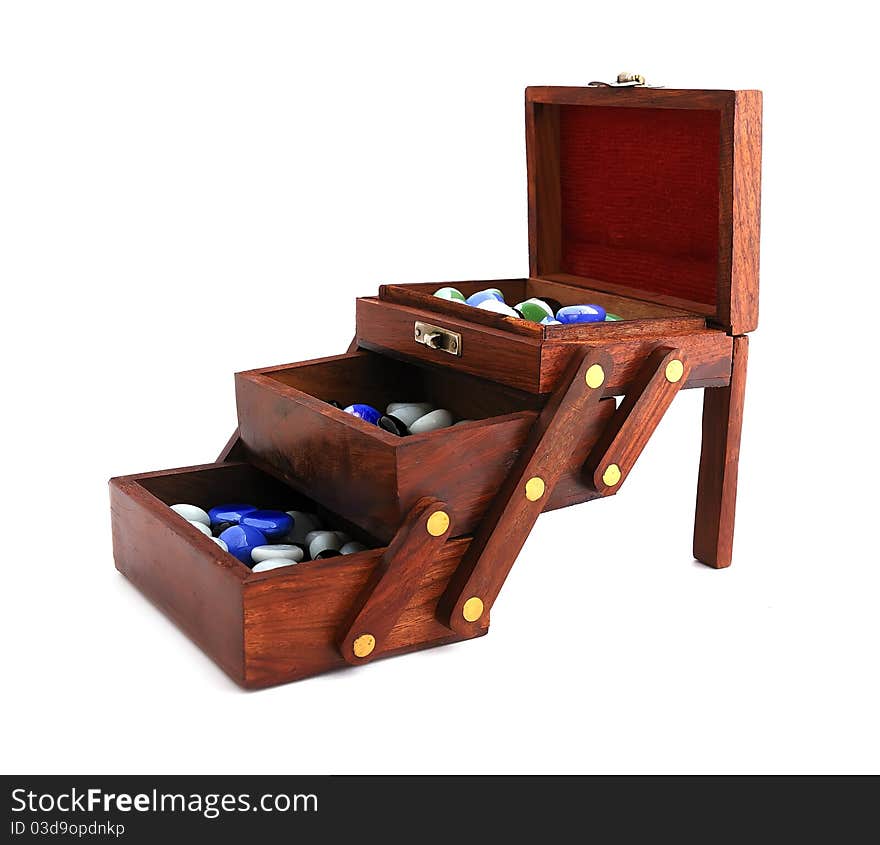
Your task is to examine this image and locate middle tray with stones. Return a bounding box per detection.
[233,349,616,543]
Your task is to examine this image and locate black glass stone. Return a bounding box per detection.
[378,414,409,436]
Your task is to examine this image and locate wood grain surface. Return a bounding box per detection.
[337,497,452,665]
[539,330,731,395]
[693,334,749,568]
[243,537,482,687]
[438,348,612,635]
[525,86,762,334]
[236,347,616,541]
[726,90,762,334]
[584,346,688,495]
[358,296,732,396]
[110,461,486,688]
[356,296,544,393]
[527,97,562,277]
[110,469,251,685]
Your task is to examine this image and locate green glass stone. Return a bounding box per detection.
[605,313,623,321]
[434,287,466,302]
[514,298,554,322]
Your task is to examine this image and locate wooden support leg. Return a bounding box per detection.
[693,335,749,569]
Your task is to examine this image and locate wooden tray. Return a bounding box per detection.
[234,349,616,541]
[357,85,761,394]
[110,460,483,688]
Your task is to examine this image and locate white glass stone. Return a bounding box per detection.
[385,404,435,427]
[170,504,211,526]
[252,558,298,573]
[251,544,305,564]
[188,520,212,536]
[409,408,454,434]
[514,298,554,321]
[340,541,368,555]
[309,531,342,559]
[388,401,431,413]
[211,537,229,552]
[476,299,520,318]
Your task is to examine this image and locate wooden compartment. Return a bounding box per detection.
[111,81,761,689]
[356,85,760,394]
[110,460,481,688]
[377,277,707,340]
[356,295,733,395]
[234,349,616,542]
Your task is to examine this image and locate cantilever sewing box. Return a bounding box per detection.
[110,80,762,688]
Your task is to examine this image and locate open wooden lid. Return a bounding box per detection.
[526,85,762,334]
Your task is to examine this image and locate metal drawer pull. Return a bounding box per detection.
[414,321,461,356]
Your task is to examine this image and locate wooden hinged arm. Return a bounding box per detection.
[437,347,613,637]
[337,497,453,665]
[583,345,689,495]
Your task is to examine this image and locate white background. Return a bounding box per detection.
[1,1,877,775]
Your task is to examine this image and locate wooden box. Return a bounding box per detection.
[110,81,761,688]
[234,349,614,541]
[110,461,482,688]
[357,86,760,394]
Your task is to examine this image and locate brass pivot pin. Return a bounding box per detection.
[525,476,545,502]
[585,364,605,389]
[352,633,376,658]
[602,463,622,487]
[665,359,684,383]
[426,510,450,537]
[462,596,484,623]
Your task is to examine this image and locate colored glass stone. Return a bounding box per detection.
[239,510,294,541]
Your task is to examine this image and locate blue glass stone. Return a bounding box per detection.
[343,404,382,425]
[218,524,268,564]
[555,304,607,324]
[208,503,257,528]
[239,509,294,541]
[465,289,505,307]
[540,316,562,325]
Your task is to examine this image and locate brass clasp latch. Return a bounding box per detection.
[414,321,462,356]
[589,72,656,87]
[616,72,646,85]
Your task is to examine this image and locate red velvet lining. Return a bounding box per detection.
[559,105,721,307]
